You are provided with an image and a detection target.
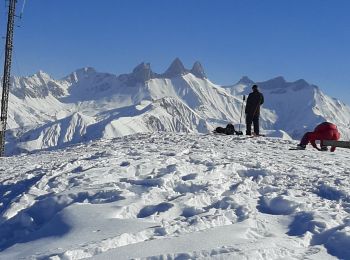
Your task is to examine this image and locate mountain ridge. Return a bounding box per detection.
[3,59,350,154]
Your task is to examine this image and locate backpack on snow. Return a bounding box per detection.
[214,123,237,135]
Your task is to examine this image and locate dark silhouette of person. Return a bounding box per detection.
[245,84,264,135]
[297,122,340,152]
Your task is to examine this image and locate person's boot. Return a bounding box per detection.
[320,146,328,151]
[296,144,306,150]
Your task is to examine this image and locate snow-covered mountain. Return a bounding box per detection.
[3,58,350,154]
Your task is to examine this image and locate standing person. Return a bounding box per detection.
[296,122,340,152]
[245,84,264,135]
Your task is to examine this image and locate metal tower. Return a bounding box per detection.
[0,0,17,157]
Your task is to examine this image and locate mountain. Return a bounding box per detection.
[3,72,71,129]
[7,112,95,155]
[3,58,350,154]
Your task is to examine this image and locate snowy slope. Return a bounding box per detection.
[82,97,210,140]
[0,133,349,259]
[6,97,211,154]
[1,72,71,129]
[3,59,350,154]
[6,112,95,154]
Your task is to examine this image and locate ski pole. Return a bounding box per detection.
[238,95,246,133]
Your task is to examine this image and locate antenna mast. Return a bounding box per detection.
[0,0,17,157]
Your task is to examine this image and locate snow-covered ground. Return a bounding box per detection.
[0,133,349,260]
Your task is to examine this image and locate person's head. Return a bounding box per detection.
[252,85,258,92]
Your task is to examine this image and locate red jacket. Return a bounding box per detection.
[308,122,340,152]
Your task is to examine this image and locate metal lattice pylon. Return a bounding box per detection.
[0,0,17,157]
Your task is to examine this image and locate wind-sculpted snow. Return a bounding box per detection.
[0,133,349,259]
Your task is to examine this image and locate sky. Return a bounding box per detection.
[1,0,350,104]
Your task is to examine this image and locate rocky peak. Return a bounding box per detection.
[65,67,97,84]
[291,79,314,91]
[131,62,154,82]
[163,58,188,78]
[35,70,52,81]
[257,76,287,90]
[120,62,157,86]
[237,76,254,85]
[190,61,206,79]
[268,76,286,84]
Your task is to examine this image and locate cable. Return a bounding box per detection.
[20,0,26,18]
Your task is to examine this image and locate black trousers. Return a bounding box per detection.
[246,114,260,135]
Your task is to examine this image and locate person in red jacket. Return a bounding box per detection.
[297,122,340,152]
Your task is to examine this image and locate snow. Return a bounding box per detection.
[1,60,350,258]
[1,133,349,259]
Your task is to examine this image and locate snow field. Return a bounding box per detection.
[0,133,349,259]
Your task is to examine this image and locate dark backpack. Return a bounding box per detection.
[214,126,226,134]
[225,124,235,135]
[214,123,236,135]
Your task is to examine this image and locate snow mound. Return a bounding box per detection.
[0,133,349,259]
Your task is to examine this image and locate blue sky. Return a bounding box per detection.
[1,0,350,104]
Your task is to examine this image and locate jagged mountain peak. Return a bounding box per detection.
[118,59,208,82]
[10,70,67,99]
[190,61,206,79]
[21,70,53,85]
[118,62,156,86]
[132,62,152,73]
[256,76,287,90]
[131,62,154,81]
[33,70,52,80]
[64,67,97,84]
[163,58,188,78]
[266,76,286,84]
[290,78,314,91]
[237,76,254,85]
[255,77,317,92]
[293,79,308,85]
[65,67,96,78]
[74,67,96,76]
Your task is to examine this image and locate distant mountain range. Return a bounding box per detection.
[3,58,350,154]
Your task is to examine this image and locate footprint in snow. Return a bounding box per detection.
[160,151,176,156]
[315,184,349,202]
[137,202,174,218]
[120,178,164,187]
[256,195,299,215]
[181,206,205,217]
[120,161,130,167]
[174,183,208,194]
[181,173,198,181]
[238,169,268,182]
[287,211,323,236]
[205,196,250,221]
[156,164,177,178]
